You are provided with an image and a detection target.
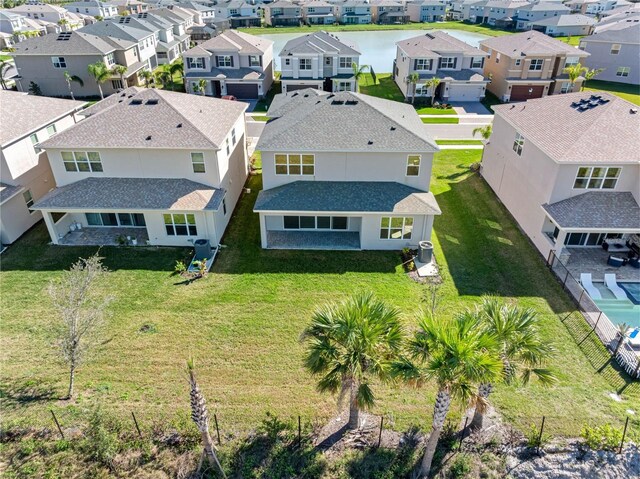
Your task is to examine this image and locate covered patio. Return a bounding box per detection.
[58,227,149,246]
[562,247,640,282]
[266,231,360,250]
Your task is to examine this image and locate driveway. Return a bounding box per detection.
[423,123,490,140]
[450,102,492,115]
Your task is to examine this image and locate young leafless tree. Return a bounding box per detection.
[48,254,111,399]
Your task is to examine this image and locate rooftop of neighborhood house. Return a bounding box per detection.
[279,30,360,57]
[583,22,640,43]
[11,30,118,56]
[493,92,639,164]
[34,177,225,212]
[396,31,487,58]
[254,181,441,215]
[259,89,438,152]
[530,13,597,26]
[542,192,640,230]
[80,21,155,44]
[0,91,86,147]
[265,0,299,8]
[0,183,24,205]
[515,2,570,12]
[183,30,273,57]
[480,30,590,56]
[184,67,264,80]
[39,89,247,150]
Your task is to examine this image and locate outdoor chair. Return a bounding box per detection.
[607,255,626,267]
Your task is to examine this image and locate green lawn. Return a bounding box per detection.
[249,115,269,122]
[358,73,404,102]
[436,139,483,145]
[0,54,12,61]
[1,150,638,440]
[556,35,585,47]
[422,117,460,124]
[415,107,457,115]
[584,79,640,106]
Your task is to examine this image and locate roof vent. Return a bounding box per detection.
[331,100,344,105]
[631,108,638,114]
[130,99,143,105]
[304,94,309,97]
[145,135,152,141]
[118,100,123,103]
[327,94,335,99]
[177,123,182,128]
[291,92,298,97]
[390,126,396,131]
[367,140,373,145]
[345,100,358,105]
[146,99,159,105]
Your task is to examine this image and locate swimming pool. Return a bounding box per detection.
[593,282,640,328]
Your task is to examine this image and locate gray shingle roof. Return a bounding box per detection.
[280,30,360,56]
[396,31,487,58]
[34,177,225,211]
[583,23,640,44]
[530,14,597,27]
[184,67,263,80]
[39,89,247,150]
[12,30,117,56]
[480,30,589,57]
[0,183,24,205]
[0,91,86,146]
[493,92,639,164]
[542,192,640,229]
[254,181,441,215]
[183,30,272,56]
[258,90,438,153]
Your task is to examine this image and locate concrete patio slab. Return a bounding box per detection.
[266,231,360,250]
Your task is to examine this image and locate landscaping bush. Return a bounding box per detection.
[581,424,622,452]
[525,423,550,449]
[448,453,473,478]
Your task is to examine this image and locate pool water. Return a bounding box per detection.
[593,282,640,328]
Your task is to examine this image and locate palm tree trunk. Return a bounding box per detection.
[97,83,104,100]
[200,429,226,478]
[469,382,493,430]
[347,379,359,429]
[67,363,75,399]
[418,389,451,478]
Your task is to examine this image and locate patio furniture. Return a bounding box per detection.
[630,257,640,269]
[604,274,628,300]
[607,255,626,267]
[580,273,602,300]
[628,329,640,348]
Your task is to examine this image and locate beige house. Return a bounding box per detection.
[32,89,249,248]
[254,89,441,250]
[479,30,590,102]
[0,91,85,246]
[481,92,640,261]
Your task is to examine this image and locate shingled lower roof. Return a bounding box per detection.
[254,181,441,215]
[542,192,640,230]
[34,177,225,212]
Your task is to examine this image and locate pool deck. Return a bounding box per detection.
[562,248,640,283]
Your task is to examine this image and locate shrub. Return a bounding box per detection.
[581,424,622,452]
[448,453,473,478]
[174,260,187,274]
[84,408,119,467]
[525,423,550,449]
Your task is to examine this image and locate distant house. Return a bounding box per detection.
[263,1,303,27]
[0,91,85,246]
[479,31,590,102]
[579,23,640,86]
[372,0,410,24]
[182,30,274,99]
[254,89,441,250]
[214,0,261,28]
[9,3,87,31]
[109,0,149,16]
[565,0,631,15]
[406,0,446,23]
[33,89,249,248]
[302,0,337,25]
[462,0,529,27]
[512,2,571,30]
[335,0,372,24]
[394,31,489,102]
[0,10,47,43]
[64,1,119,19]
[529,14,597,37]
[481,92,640,260]
[279,30,361,94]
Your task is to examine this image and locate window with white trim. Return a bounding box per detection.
[106,52,115,66]
[275,153,314,175]
[529,59,544,71]
[379,217,413,240]
[216,55,232,67]
[513,133,524,156]
[285,58,290,66]
[283,215,347,230]
[187,57,205,69]
[191,152,205,173]
[471,57,483,69]
[573,167,621,189]
[164,213,197,236]
[514,58,521,66]
[231,128,236,145]
[23,190,34,210]
[565,56,579,67]
[336,81,351,91]
[30,133,40,153]
[610,43,621,55]
[46,124,57,136]
[86,212,146,227]
[616,67,630,77]
[440,57,455,69]
[111,79,123,90]
[339,57,352,68]
[299,58,312,70]
[249,55,260,67]
[62,151,103,172]
[406,155,421,176]
[560,82,570,93]
[414,59,431,71]
[51,56,66,68]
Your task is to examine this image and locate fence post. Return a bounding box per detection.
[536,416,546,455]
[547,250,554,268]
[214,413,221,446]
[563,270,570,290]
[377,416,384,449]
[298,415,302,449]
[592,312,602,332]
[459,416,469,452]
[577,289,584,306]
[619,417,629,454]
[131,412,142,439]
[50,410,64,439]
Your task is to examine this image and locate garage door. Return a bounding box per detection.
[285,84,318,93]
[225,83,259,99]
[447,84,484,101]
[510,85,545,101]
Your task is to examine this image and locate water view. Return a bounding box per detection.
[258,29,491,73]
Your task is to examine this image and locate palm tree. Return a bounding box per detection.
[472,124,492,144]
[393,311,502,478]
[186,358,226,478]
[563,63,587,92]
[425,77,441,106]
[169,61,183,81]
[613,322,631,357]
[469,297,557,431]
[0,61,12,90]
[139,69,152,88]
[197,78,207,96]
[581,68,604,91]
[154,69,169,89]
[87,61,109,100]
[406,72,420,105]
[57,18,69,32]
[63,71,83,100]
[111,64,128,90]
[301,292,404,430]
[351,62,369,91]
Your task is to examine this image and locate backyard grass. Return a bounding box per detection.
[556,35,585,47]
[1,150,638,440]
[249,115,269,122]
[435,139,483,145]
[358,73,404,102]
[0,54,12,61]
[584,79,640,106]
[415,107,457,115]
[422,117,460,124]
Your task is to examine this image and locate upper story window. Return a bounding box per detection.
[217,55,233,67]
[46,124,57,136]
[30,133,41,153]
[231,128,237,145]
[285,58,291,66]
[610,44,621,55]
[187,57,205,69]
[229,8,238,15]
[406,155,421,176]
[440,57,456,69]
[62,151,103,172]
[299,58,312,70]
[308,7,315,13]
[339,57,352,68]
[23,190,34,210]
[616,67,630,77]
[514,59,521,66]
[573,167,621,189]
[529,59,544,71]
[379,217,413,240]
[249,55,260,67]
[51,56,66,68]
[513,133,524,156]
[471,57,483,69]
[345,7,354,13]
[105,53,115,66]
[226,138,230,156]
[565,56,579,67]
[275,153,314,175]
[495,52,501,64]
[191,152,205,173]
[414,59,432,71]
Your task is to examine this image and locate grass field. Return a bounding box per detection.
[422,117,460,124]
[435,139,483,145]
[584,80,640,106]
[416,107,456,115]
[1,150,638,440]
[358,73,404,102]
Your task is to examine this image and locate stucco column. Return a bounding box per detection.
[42,211,60,245]
[259,213,268,249]
[554,229,568,258]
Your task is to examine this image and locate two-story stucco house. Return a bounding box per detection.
[263,1,303,27]
[279,30,361,94]
[579,23,639,86]
[0,91,85,246]
[214,0,261,28]
[302,0,337,25]
[394,31,489,102]
[253,89,441,250]
[479,31,590,102]
[512,2,571,30]
[462,0,529,27]
[182,30,274,99]
[371,0,410,24]
[335,0,372,24]
[529,14,597,37]
[64,1,120,19]
[32,88,249,248]
[481,92,640,262]
[406,0,447,23]
[9,3,87,31]
[0,10,47,45]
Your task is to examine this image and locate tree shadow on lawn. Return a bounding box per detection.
[0,377,60,410]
